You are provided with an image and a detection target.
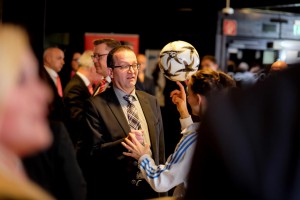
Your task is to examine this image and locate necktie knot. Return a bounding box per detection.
[95,79,108,95]
[101,79,107,85]
[123,95,135,104]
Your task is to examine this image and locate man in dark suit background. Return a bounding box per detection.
[185,64,300,200]
[63,50,102,147]
[135,53,155,95]
[23,120,87,200]
[84,45,166,200]
[91,38,121,95]
[40,47,65,121]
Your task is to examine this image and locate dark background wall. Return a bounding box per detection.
[43,0,300,55]
[1,0,299,60]
[1,0,46,65]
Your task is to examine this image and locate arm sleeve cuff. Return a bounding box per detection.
[179,115,193,130]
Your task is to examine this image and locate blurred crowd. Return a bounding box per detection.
[0,22,299,200]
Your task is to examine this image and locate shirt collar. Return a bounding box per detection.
[105,76,111,83]
[44,66,58,78]
[114,86,137,104]
[76,71,91,86]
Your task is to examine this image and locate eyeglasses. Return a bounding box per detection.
[72,58,80,62]
[91,53,108,60]
[111,63,141,71]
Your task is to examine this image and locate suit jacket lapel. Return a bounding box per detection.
[74,74,91,96]
[104,88,131,136]
[136,91,158,157]
[71,74,91,96]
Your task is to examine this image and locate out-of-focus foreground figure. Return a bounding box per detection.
[0,24,54,200]
[185,63,300,200]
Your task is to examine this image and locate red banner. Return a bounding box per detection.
[84,32,139,55]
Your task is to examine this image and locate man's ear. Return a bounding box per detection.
[196,94,202,105]
[108,68,113,78]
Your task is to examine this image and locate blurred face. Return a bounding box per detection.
[201,59,218,71]
[0,49,53,157]
[187,80,201,116]
[71,52,81,72]
[90,64,102,85]
[271,60,288,71]
[93,43,111,78]
[46,48,65,73]
[110,50,138,94]
[137,54,147,73]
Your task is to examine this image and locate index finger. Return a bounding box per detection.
[176,81,186,96]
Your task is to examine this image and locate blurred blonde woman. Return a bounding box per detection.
[0,23,54,200]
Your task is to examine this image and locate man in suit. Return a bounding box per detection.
[41,47,65,121]
[63,50,102,147]
[23,120,87,200]
[91,38,121,95]
[84,45,166,200]
[135,53,155,95]
[185,64,300,200]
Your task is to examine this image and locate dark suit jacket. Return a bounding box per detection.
[40,67,65,121]
[84,86,165,199]
[63,74,91,146]
[136,76,155,95]
[185,65,300,200]
[23,120,87,200]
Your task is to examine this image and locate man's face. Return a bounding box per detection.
[93,43,110,78]
[137,54,147,73]
[71,52,81,72]
[90,64,102,85]
[111,50,138,94]
[201,59,218,71]
[48,48,65,73]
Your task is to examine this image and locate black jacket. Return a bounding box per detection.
[23,120,87,200]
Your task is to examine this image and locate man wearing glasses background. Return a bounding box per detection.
[83,45,166,200]
[91,38,121,95]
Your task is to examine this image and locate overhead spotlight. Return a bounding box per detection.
[222,0,234,15]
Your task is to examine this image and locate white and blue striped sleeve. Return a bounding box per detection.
[137,132,198,193]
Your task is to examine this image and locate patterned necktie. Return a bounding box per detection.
[56,75,63,97]
[93,79,107,96]
[123,95,141,130]
[98,79,107,93]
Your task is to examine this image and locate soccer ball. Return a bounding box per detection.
[158,40,200,82]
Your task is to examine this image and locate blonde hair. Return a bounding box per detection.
[0,24,29,112]
[78,50,94,69]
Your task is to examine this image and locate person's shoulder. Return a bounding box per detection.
[68,74,82,83]
[89,88,114,103]
[64,76,84,91]
[136,89,156,99]
[0,169,55,200]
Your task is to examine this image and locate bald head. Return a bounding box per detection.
[43,47,65,73]
[270,60,288,72]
